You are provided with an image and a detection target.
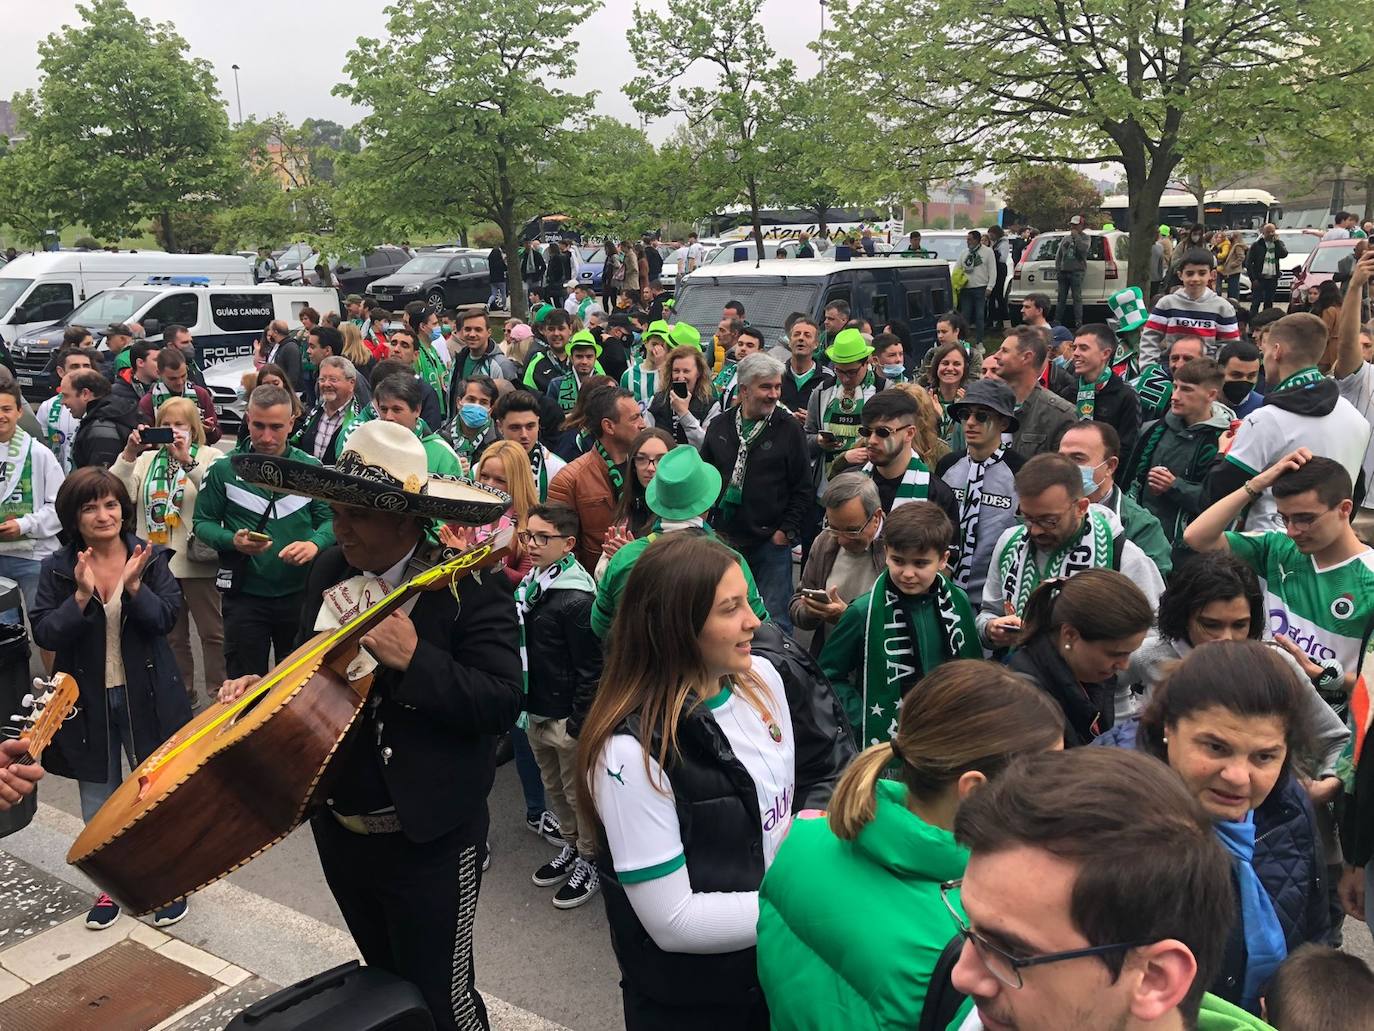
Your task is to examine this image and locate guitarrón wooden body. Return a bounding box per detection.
[66,533,510,915]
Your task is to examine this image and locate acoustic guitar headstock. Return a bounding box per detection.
[413,526,516,592]
[7,674,79,763]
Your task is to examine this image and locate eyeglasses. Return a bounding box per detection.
[823,510,878,539]
[1276,507,1335,531]
[859,422,914,439]
[633,454,662,468]
[939,881,1148,989]
[1017,506,1074,530]
[517,531,569,547]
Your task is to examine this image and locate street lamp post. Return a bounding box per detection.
[819,1,828,76]
[230,64,243,126]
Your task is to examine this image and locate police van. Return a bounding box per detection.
[673,255,953,364]
[0,251,253,346]
[10,279,337,401]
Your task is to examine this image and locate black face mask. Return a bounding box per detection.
[1222,379,1253,405]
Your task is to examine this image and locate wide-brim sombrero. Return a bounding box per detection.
[230,421,511,525]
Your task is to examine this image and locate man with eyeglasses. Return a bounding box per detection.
[937,379,1024,600]
[1186,450,1374,725]
[831,388,960,528]
[979,453,1163,650]
[942,748,1247,1031]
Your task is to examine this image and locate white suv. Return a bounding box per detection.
[1007,230,1132,322]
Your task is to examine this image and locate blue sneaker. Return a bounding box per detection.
[85,893,120,930]
[152,899,188,927]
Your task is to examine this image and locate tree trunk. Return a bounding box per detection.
[1364,175,1374,222]
[746,174,764,260]
[160,210,176,252]
[1125,154,1172,298]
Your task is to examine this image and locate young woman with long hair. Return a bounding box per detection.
[442,439,539,585]
[646,346,718,448]
[578,532,791,1029]
[604,427,676,556]
[757,660,1064,1029]
[920,340,972,448]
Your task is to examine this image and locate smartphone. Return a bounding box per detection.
[245,531,272,544]
[142,426,175,445]
[801,588,831,603]
[817,431,837,444]
[672,381,689,399]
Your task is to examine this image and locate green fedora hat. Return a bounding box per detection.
[568,328,602,357]
[644,319,672,343]
[645,445,722,521]
[667,321,702,351]
[533,303,555,324]
[825,327,874,365]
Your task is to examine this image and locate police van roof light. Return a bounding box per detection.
[145,275,211,286]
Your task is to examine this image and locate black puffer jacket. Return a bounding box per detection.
[1008,634,1116,747]
[71,394,140,470]
[32,535,189,783]
[524,582,602,728]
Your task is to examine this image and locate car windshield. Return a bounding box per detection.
[919,237,971,261]
[1027,234,1107,261]
[673,282,819,344]
[580,247,602,263]
[63,289,160,326]
[396,255,451,276]
[1280,233,1320,255]
[1309,244,1356,273]
[0,279,33,314]
[276,244,313,268]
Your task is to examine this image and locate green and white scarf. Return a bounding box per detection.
[150,380,194,411]
[996,508,1115,618]
[515,552,593,700]
[1274,367,1326,392]
[452,427,486,465]
[0,429,36,526]
[294,398,366,460]
[556,371,584,412]
[143,444,197,545]
[954,447,1005,588]
[860,453,930,509]
[530,445,549,501]
[718,409,769,520]
[1131,363,1173,421]
[713,360,738,398]
[821,377,877,443]
[417,340,451,418]
[594,440,625,500]
[857,570,981,745]
[1075,367,1112,420]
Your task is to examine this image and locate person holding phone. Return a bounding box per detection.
[0,379,65,624]
[114,397,225,702]
[645,346,720,449]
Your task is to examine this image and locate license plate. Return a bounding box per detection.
[16,375,32,386]
[373,293,392,302]
[1039,268,1057,281]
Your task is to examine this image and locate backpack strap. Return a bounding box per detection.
[918,933,969,1031]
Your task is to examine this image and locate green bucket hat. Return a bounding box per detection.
[645,445,723,521]
[533,303,555,324]
[825,327,874,365]
[568,329,602,357]
[644,319,672,343]
[668,322,702,351]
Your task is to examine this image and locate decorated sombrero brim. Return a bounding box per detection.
[230,452,511,525]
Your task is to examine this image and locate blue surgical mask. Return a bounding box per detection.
[881,364,905,378]
[431,327,444,342]
[1054,354,1072,369]
[459,403,490,429]
[1078,461,1105,494]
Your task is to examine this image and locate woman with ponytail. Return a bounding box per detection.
[756,660,1063,1030]
[1007,569,1153,746]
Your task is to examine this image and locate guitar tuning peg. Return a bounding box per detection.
[20,693,33,709]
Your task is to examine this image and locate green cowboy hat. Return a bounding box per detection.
[533,303,555,324]
[825,327,874,365]
[644,319,672,343]
[645,445,723,521]
[568,328,602,357]
[667,321,702,351]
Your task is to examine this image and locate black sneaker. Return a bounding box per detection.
[552,857,600,910]
[525,810,563,848]
[532,843,577,887]
[85,893,120,930]
[153,899,188,927]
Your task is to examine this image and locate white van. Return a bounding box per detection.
[10,281,336,401]
[0,252,253,346]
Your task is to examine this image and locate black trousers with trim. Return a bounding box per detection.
[312,813,488,1031]
[222,590,300,679]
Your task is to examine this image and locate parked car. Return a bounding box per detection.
[576,246,606,293]
[1275,230,1322,298]
[1008,230,1130,322]
[203,353,256,441]
[705,239,802,265]
[1291,238,1360,297]
[366,250,491,309]
[273,245,410,297]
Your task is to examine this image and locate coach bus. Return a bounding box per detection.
[1099,189,1281,231]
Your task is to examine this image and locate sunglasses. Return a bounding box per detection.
[860,422,914,439]
[956,409,998,425]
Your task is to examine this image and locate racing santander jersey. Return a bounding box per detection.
[1227,530,1374,679]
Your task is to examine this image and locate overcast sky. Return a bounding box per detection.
[1,0,828,141]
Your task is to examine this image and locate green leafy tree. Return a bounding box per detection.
[334,0,600,316]
[626,0,795,256]
[0,143,68,245]
[299,118,360,183]
[13,0,235,251]
[824,0,1374,292]
[998,165,1104,231]
[767,77,851,237]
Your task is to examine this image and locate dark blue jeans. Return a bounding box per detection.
[511,726,546,821]
[735,538,795,636]
[958,285,988,344]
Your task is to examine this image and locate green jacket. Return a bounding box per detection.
[1124,404,1228,549]
[191,445,335,597]
[590,524,768,638]
[1196,993,1276,1030]
[1099,484,1173,580]
[757,780,974,1031]
[420,432,463,478]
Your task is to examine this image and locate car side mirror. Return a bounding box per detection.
[142,318,161,337]
[10,309,27,324]
[337,265,352,274]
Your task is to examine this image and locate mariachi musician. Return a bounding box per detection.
[220,420,522,1031]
